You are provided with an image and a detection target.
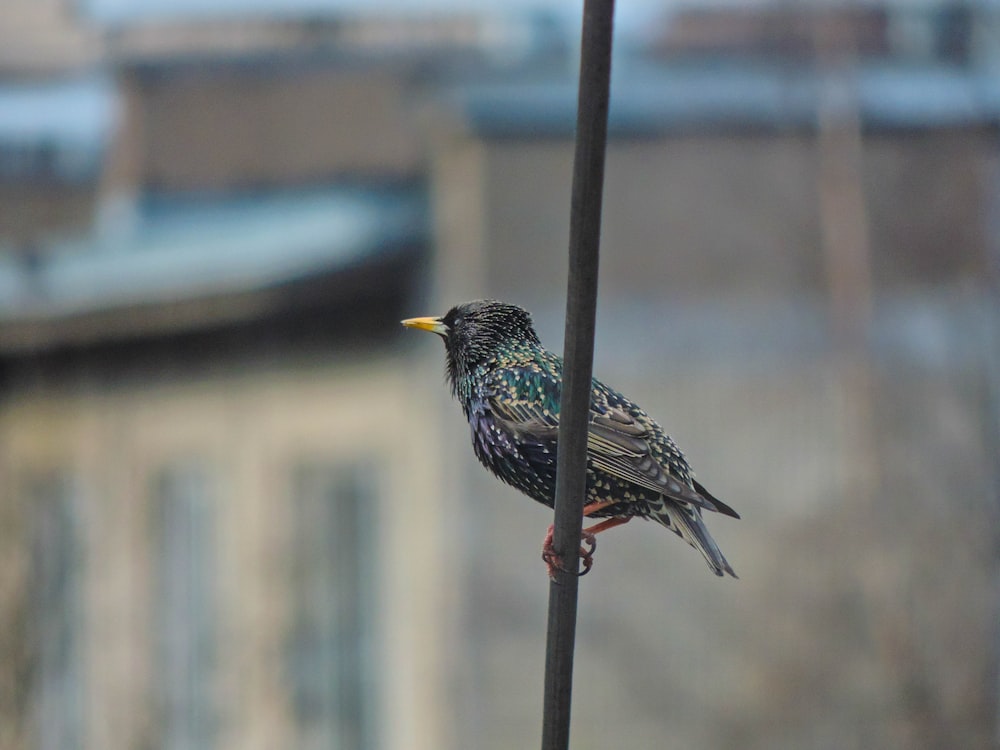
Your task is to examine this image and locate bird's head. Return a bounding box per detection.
[402,300,541,393]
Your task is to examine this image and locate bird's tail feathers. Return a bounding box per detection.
[652,501,738,578]
[692,479,740,519]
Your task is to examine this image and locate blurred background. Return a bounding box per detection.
[0,0,998,748]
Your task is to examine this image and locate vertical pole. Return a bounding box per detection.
[540,1,615,749]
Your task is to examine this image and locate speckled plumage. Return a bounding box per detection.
[403,300,739,577]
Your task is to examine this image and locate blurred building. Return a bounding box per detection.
[431,11,999,746]
[1,2,998,750]
[0,4,445,750]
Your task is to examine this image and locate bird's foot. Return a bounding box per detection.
[578,530,597,575]
[541,524,597,580]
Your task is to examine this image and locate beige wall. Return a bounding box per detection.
[0,355,455,750]
[475,129,993,304]
[132,66,423,190]
[0,0,99,73]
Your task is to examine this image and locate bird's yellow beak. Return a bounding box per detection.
[401,316,448,336]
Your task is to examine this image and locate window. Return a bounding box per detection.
[26,470,84,750]
[286,462,378,750]
[150,463,217,750]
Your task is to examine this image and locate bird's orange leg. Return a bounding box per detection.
[582,499,619,517]
[583,515,631,536]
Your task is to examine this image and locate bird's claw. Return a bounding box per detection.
[541,525,597,580]
[578,530,596,576]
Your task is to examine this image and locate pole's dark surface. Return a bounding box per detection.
[541,1,615,749]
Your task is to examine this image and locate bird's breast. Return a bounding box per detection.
[468,409,557,505]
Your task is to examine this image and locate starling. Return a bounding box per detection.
[402,300,739,578]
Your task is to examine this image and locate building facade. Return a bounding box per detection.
[1,3,999,749]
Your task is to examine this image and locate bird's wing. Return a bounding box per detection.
[487,373,735,516]
[586,409,729,514]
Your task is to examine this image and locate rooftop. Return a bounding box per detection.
[453,60,1000,136]
[0,184,426,350]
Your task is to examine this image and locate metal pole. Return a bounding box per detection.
[541,1,615,749]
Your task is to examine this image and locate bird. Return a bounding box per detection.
[402,300,739,578]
